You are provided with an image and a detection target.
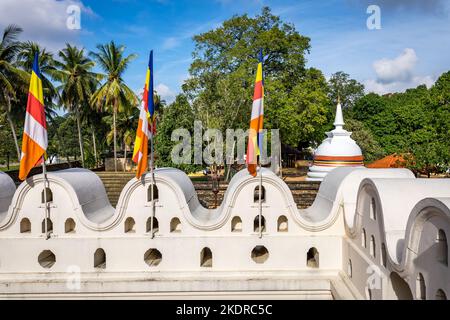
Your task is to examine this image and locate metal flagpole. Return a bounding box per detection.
[42,158,50,240]
[258,161,262,239]
[150,122,155,239]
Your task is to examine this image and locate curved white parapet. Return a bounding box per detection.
[0,165,449,300]
[1,168,115,232]
[300,167,414,231]
[344,177,450,299]
[0,172,15,224]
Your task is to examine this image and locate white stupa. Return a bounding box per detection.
[307,100,364,181]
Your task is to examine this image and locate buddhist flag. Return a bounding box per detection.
[19,53,48,181]
[246,49,264,177]
[132,50,153,178]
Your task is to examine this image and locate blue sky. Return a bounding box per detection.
[1,0,450,103]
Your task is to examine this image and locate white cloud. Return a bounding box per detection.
[0,0,95,52]
[365,48,435,94]
[162,37,180,50]
[155,83,176,104]
[373,48,417,84]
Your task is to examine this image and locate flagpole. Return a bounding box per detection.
[42,158,50,240]
[258,160,262,239]
[150,122,155,239]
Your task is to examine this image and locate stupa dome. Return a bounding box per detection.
[307,100,363,181]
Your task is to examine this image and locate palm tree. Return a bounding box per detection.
[53,44,100,167]
[17,41,58,120]
[90,41,137,172]
[0,25,27,160]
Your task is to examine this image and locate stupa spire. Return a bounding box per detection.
[333,96,344,130]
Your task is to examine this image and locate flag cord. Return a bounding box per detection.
[42,160,50,240]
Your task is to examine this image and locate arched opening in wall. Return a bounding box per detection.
[144,248,162,266]
[231,216,242,232]
[307,247,319,268]
[277,215,288,232]
[253,185,266,203]
[361,228,367,248]
[251,245,269,264]
[146,217,159,233]
[41,187,53,203]
[370,197,376,220]
[416,273,426,300]
[381,243,387,267]
[38,250,55,268]
[435,289,447,300]
[370,236,376,258]
[347,259,352,278]
[64,218,76,233]
[20,218,31,233]
[41,218,53,233]
[94,248,106,269]
[200,247,212,267]
[124,217,136,233]
[253,215,266,233]
[436,229,448,266]
[389,272,413,300]
[170,217,181,233]
[147,184,159,202]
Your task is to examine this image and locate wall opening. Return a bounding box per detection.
[231,216,242,232]
[370,197,376,220]
[38,250,55,268]
[253,185,266,203]
[94,248,106,269]
[253,215,266,233]
[277,215,288,232]
[41,218,53,233]
[41,187,53,203]
[144,248,162,266]
[347,259,352,278]
[370,235,376,258]
[436,289,447,300]
[64,218,76,233]
[436,229,448,266]
[20,218,31,233]
[307,247,319,268]
[146,217,159,233]
[389,272,413,300]
[381,243,387,267]
[416,273,426,300]
[251,245,269,264]
[170,217,181,233]
[200,247,213,267]
[147,184,159,202]
[124,217,136,233]
[361,228,367,248]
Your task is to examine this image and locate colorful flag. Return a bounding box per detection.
[19,53,48,181]
[246,50,264,177]
[132,50,153,178]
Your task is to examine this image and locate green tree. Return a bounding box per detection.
[90,41,138,171]
[328,71,365,109]
[53,44,99,167]
[343,118,385,162]
[0,25,28,160]
[183,7,326,150]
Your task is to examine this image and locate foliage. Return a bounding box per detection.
[328,71,365,109]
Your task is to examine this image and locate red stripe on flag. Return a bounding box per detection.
[26,92,46,129]
[253,80,263,100]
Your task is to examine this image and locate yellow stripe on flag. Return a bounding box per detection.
[29,71,44,105]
